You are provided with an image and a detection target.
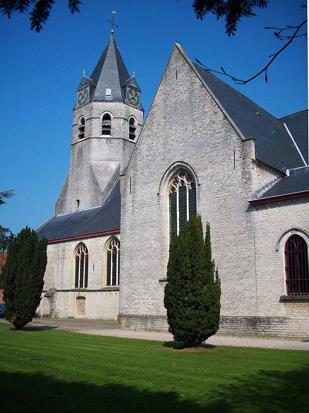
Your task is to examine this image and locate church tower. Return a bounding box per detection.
[56,32,143,214]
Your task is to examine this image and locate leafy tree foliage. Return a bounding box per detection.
[3,227,47,329]
[0,190,14,205]
[0,190,14,287]
[0,0,81,31]
[193,0,268,35]
[1,0,270,33]
[0,226,13,253]
[164,216,221,347]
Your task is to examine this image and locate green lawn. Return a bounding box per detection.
[0,323,308,413]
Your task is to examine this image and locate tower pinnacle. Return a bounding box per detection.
[108,10,118,34]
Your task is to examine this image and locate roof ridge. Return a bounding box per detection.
[253,176,282,200]
[279,109,308,120]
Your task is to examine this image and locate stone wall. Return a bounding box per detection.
[56,101,143,214]
[251,198,309,318]
[119,44,309,338]
[120,45,258,326]
[119,314,309,339]
[39,234,120,319]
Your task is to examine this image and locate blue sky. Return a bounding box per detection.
[0,0,307,234]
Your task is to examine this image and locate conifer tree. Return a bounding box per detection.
[3,227,47,330]
[164,216,221,347]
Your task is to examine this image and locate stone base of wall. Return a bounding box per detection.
[119,314,309,339]
[119,314,169,332]
[219,316,309,339]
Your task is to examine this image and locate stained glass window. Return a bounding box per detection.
[169,168,197,237]
[75,243,89,288]
[106,237,120,286]
[285,235,309,295]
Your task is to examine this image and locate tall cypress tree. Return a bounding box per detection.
[3,227,47,330]
[203,222,221,339]
[164,216,221,347]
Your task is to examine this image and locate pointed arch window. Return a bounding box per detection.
[169,168,196,237]
[106,237,120,286]
[285,234,309,295]
[78,116,85,139]
[75,243,89,288]
[129,117,137,140]
[102,113,112,136]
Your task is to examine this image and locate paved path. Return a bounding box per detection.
[2,318,308,351]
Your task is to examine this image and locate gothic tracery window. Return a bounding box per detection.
[169,168,197,237]
[102,113,112,136]
[75,243,89,288]
[129,117,136,140]
[285,234,309,295]
[78,116,85,139]
[106,237,120,286]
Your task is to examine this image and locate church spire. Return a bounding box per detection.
[77,32,134,104]
[76,29,142,109]
[89,33,130,102]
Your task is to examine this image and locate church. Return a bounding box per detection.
[37,31,309,338]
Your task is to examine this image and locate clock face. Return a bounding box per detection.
[77,87,89,106]
[127,87,140,106]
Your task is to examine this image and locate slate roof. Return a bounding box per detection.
[88,33,131,102]
[193,64,305,173]
[37,182,120,242]
[253,166,309,203]
[280,110,308,164]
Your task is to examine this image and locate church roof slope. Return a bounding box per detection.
[193,63,305,173]
[37,182,120,243]
[280,110,308,164]
[89,33,130,102]
[251,166,309,205]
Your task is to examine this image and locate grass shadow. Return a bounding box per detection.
[22,325,59,332]
[211,365,309,413]
[9,325,58,332]
[0,371,207,413]
[1,365,309,412]
[163,340,216,350]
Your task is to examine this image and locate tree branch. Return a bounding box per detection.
[195,19,307,84]
[0,190,14,205]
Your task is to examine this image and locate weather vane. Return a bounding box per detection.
[108,11,118,33]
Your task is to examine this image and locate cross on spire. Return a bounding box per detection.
[108,10,118,33]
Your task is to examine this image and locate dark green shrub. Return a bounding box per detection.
[3,227,47,329]
[164,216,221,347]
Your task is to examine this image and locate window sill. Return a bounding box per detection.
[102,286,119,292]
[279,295,309,303]
[53,288,119,292]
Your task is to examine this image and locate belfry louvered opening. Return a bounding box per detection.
[102,113,112,136]
[78,116,85,139]
[129,117,136,140]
